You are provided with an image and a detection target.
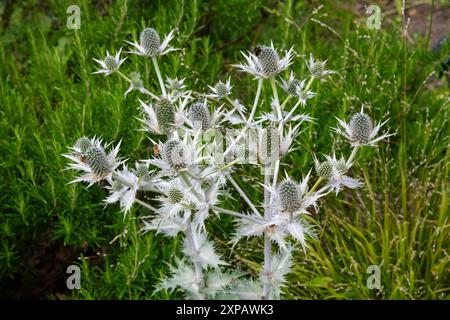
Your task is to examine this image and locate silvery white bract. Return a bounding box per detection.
[63,24,392,300]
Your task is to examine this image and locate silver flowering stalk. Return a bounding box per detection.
[63,25,393,301]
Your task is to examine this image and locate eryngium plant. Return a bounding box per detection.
[65,27,392,300]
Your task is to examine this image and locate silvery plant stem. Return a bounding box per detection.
[185,219,205,298]
[263,163,272,299]
[151,57,166,96]
[347,146,359,167]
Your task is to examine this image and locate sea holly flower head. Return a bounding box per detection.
[148,134,205,176]
[63,137,122,185]
[233,42,294,79]
[269,172,326,216]
[138,95,189,134]
[206,78,232,99]
[188,101,211,131]
[186,100,225,132]
[126,28,177,57]
[92,48,126,75]
[306,53,335,78]
[334,107,393,146]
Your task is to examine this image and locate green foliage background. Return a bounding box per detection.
[0,0,448,299]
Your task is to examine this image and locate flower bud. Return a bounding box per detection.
[287,79,303,96]
[309,61,324,78]
[167,186,183,203]
[135,162,150,178]
[214,81,229,98]
[335,158,348,174]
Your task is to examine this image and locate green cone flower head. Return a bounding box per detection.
[75,136,93,154]
[317,161,333,178]
[163,140,186,171]
[140,28,161,57]
[135,162,150,179]
[335,158,348,174]
[350,112,373,145]
[278,179,301,213]
[167,186,184,204]
[254,46,280,77]
[189,102,211,130]
[155,97,175,133]
[85,146,111,178]
[260,124,280,164]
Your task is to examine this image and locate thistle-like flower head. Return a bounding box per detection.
[314,153,362,195]
[165,77,190,100]
[163,140,187,171]
[188,101,211,130]
[63,137,122,185]
[317,161,334,178]
[233,42,293,79]
[266,172,326,217]
[155,97,176,133]
[334,107,393,146]
[93,48,126,76]
[206,77,232,99]
[278,179,301,213]
[306,53,335,78]
[139,95,190,135]
[126,28,177,57]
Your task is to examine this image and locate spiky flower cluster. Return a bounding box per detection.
[64,26,392,300]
